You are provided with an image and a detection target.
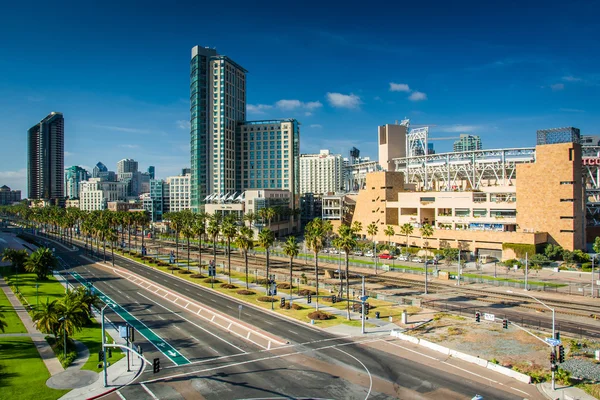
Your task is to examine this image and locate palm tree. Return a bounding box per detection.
[367,222,378,257]
[304,218,330,311]
[124,212,135,251]
[257,228,275,294]
[264,207,276,230]
[333,225,357,319]
[420,223,434,261]
[165,211,183,263]
[2,248,28,273]
[33,299,60,338]
[282,236,299,302]
[221,219,238,284]
[0,311,7,333]
[399,223,414,254]
[107,228,118,266]
[351,221,363,237]
[207,214,221,268]
[57,289,89,348]
[25,248,57,280]
[235,226,254,289]
[137,211,150,253]
[192,213,206,271]
[243,211,255,229]
[74,286,101,319]
[384,225,395,248]
[181,224,194,271]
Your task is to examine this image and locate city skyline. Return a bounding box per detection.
[1,0,599,195]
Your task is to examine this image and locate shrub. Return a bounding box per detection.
[190,274,206,279]
[277,283,293,289]
[489,358,499,365]
[237,290,255,295]
[204,278,220,284]
[257,296,276,302]
[167,266,180,271]
[178,270,193,275]
[307,311,333,320]
[220,283,238,289]
[298,289,316,296]
[281,302,304,310]
[447,326,462,335]
[254,278,269,285]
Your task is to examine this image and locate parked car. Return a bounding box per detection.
[379,253,394,260]
[330,249,339,254]
[353,250,364,256]
[365,251,374,257]
[426,259,438,265]
[397,254,409,261]
[412,256,423,263]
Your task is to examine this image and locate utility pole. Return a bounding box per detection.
[457,250,461,286]
[424,260,428,294]
[525,252,529,291]
[592,257,595,298]
[361,275,365,334]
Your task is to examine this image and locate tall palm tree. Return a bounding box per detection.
[420,223,434,261]
[181,223,194,271]
[264,207,276,230]
[138,211,150,252]
[243,211,255,229]
[399,223,414,254]
[235,226,254,289]
[333,225,357,319]
[221,219,238,284]
[257,228,275,294]
[107,227,118,266]
[124,212,135,251]
[57,289,89,346]
[351,221,363,237]
[367,222,378,257]
[304,218,330,311]
[33,299,60,338]
[25,248,57,280]
[2,248,28,273]
[384,225,395,248]
[282,236,299,302]
[207,214,221,268]
[165,211,183,263]
[192,213,206,271]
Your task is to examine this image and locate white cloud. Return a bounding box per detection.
[408,91,427,101]
[562,76,582,82]
[247,104,274,114]
[389,83,411,92]
[118,144,139,149]
[550,83,565,91]
[0,169,27,193]
[305,112,312,116]
[326,93,361,109]
[309,124,323,128]
[64,151,73,157]
[304,101,323,110]
[275,99,302,110]
[176,120,191,130]
[438,125,480,133]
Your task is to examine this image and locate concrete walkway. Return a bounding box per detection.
[0,277,64,375]
[537,381,597,400]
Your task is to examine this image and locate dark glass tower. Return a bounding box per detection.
[27,112,64,203]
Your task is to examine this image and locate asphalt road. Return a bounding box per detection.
[4,230,535,399]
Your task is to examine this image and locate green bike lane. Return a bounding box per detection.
[69,271,191,366]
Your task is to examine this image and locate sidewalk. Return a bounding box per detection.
[0,277,64,376]
[537,381,597,400]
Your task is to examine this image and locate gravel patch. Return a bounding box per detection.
[561,359,600,381]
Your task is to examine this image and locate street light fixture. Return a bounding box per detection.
[58,316,67,359]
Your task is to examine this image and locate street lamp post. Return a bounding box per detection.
[36,283,39,310]
[424,260,428,294]
[58,316,67,359]
[101,305,108,387]
[457,250,461,286]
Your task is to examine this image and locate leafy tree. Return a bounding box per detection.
[594,236,600,255]
[573,249,590,263]
[399,223,414,252]
[529,253,551,267]
[25,247,57,280]
[235,226,254,289]
[442,247,459,265]
[419,223,434,260]
[562,250,576,267]
[282,236,299,300]
[257,228,275,294]
[544,244,564,261]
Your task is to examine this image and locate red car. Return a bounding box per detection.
[378,253,394,260]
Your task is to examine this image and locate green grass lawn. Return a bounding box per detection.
[0,286,26,334]
[0,336,69,400]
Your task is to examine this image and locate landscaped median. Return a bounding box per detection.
[2,269,124,372]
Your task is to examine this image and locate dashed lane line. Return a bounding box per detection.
[140,383,159,400]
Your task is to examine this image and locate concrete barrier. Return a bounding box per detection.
[396,332,420,345]
[449,349,488,368]
[419,339,450,355]
[486,361,531,384]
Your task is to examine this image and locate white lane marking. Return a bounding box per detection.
[335,347,372,400]
[209,298,217,303]
[510,387,529,396]
[137,292,246,354]
[263,320,274,325]
[157,315,165,320]
[175,326,182,330]
[140,383,159,400]
[287,330,299,335]
[441,361,500,384]
[116,391,126,400]
[134,300,140,304]
[191,336,200,342]
[385,340,437,360]
[173,283,180,287]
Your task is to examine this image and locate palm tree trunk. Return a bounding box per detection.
[227,239,231,284]
[134,224,138,252]
[213,238,217,266]
[142,225,145,249]
[128,224,131,251]
[265,249,270,295]
[187,237,190,271]
[245,252,249,289]
[346,254,351,319]
[314,252,319,311]
[103,239,107,262]
[175,230,179,262]
[197,235,202,273]
[111,243,114,267]
[289,257,293,305]
[339,254,344,297]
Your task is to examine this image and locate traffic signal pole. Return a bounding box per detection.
[361,275,365,334]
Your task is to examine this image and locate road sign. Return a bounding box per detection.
[545,338,561,346]
[359,295,369,302]
[119,325,129,338]
[483,313,495,321]
[238,305,243,310]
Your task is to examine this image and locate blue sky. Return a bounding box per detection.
[1,0,599,195]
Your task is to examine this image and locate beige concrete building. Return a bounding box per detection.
[351,141,584,260]
[378,123,407,171]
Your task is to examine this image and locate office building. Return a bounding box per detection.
[581,135,600,147]
[0,185,21,205]
[79,178,127,211]
[92,162,108,178]
[147,166,155,180]
[190,45,247,212]
[300,193,322,227]
[378,123,408,171]
[181,167,191,176]
[64,166,89,199]
[299,150,344,195]
[27,112,64,203]
[453,134,482,152]
[117,159,138,175]
[144,172,191,221]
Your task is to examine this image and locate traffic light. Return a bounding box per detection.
[365,303,370,315]
[307,294,312,304]
[555,331,560,341]
[558,345,565,363]
[332,295,337,304]
[550,352,556,364]
[280,297,285,308]
[502,319,508,329]
[98,350,104,362]
[153,358,160,373]
[475,312,481,323]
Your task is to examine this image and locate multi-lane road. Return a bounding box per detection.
[2,230,541,399]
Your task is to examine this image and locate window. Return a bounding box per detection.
[560,199,575,202]
[560,230,574,233]
[560,181,575,185]
[560,216,574,219]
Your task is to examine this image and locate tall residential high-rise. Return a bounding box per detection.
[453,134,482,152]
[65,166,89,199]
[117,159,138,175]
[27,112,64,203]
[190,45,247,212]
[299,150,344,195]
[0,185,21,205]
[147,166,155,180]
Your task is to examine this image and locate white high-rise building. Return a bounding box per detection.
[165,173,191,213]
[299,149,344,195]
[79,178,127,211]
[117,159,138,175]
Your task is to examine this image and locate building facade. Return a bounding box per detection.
[453,134,482,152]
[147,166,155,180]
[64,166,89,199]
[190,45,247,212]
[27,112,64,203]
[299,149,344,195]
[117,159,138,175]
[378,123,408,171]
[144,173,191,221]
[79,178,127,211]
[0,185,21,205]
[300,193,323,227]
